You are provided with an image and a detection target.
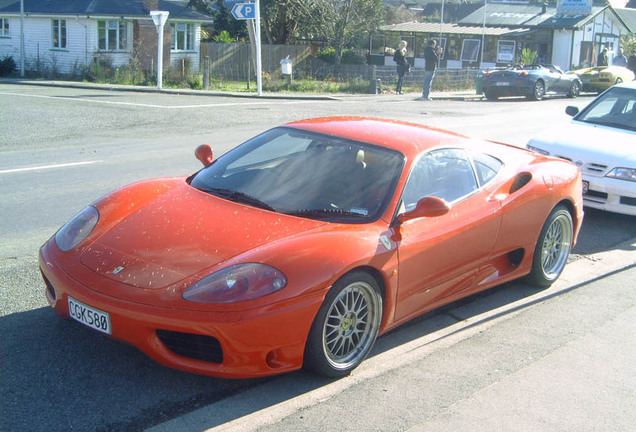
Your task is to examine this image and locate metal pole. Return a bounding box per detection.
[157,23,164,89]
[481,0,487,68]
[255,0,262,96]
[20,0,25,77]
[439,0,444,68]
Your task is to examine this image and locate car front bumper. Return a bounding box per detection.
[39,240,325,378]
[582,175,636,216]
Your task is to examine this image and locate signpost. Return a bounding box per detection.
[150,11,169,90]
[231,3,256,20]
[230,1,262,96]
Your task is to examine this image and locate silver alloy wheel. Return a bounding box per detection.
[540,212,573,280]
[321,281,381,371]
[534,81,545,100]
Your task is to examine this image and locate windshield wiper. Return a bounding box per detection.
[201,187,276,211]
[285,208,368,220]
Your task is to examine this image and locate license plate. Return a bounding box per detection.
[68,296,111,335]
[494,82,511,86]
[582,180,589,195]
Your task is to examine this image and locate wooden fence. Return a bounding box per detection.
[199,43,480,91]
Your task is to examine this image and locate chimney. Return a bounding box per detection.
[542,2,548,14]
[143,0,159,11]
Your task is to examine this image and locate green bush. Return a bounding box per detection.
[316,47,365,65]
[0,55,17,76]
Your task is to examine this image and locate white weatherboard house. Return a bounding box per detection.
[0,0,213,75]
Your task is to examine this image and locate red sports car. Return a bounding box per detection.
[39,117,583,378]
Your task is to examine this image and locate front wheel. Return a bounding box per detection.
[303,271,383,378]
[526,205,573,287]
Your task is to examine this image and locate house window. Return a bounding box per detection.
[52,19,66,49]
[171,22,194,51]
[460,39,480,62]
[98,21,127,51]
[0,18,9,37]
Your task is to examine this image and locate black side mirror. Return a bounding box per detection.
[565,106,579,117]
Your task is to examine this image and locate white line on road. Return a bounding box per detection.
[0,160,102,174]
[0,91,310,109]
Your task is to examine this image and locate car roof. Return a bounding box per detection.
[615,80,636,90]
[283,117,477,157]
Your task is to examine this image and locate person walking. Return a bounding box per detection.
[612,48,628,67]
[394,41,409,95]
[597,46,609,67]
[422,39,441,100]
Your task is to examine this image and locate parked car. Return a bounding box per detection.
[40,117,583,379]
[528,81,636,216]
[482,64,582,101]
[572,65,635,93]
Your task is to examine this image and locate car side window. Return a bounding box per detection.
[402,148,479,210]
[472,151,503,186]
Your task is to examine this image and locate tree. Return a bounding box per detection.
[261,0,310,44]
[304,0,385,64]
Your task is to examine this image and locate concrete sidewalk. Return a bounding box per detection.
[0,77,483,101]
[147,238,636,432]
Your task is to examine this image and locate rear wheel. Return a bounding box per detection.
[526,205,573,287]
[303,271,382,378]
[567,81,580,98]
[615,77,623,85]
[528,80,545,100]
[485,90,499,101]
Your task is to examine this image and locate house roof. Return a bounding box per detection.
[381,21,531,36]
[0,0,214,21]
[615,7,636,33]
[459,1,613,29]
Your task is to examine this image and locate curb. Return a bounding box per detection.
[0,78,483,101]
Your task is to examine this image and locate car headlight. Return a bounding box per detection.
[55,206,100,252]
[606,167,636,182]
[183,263,287,304]
[526,144,550,156]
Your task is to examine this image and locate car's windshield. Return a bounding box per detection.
[190,127,405,223]
[576,87,636,132]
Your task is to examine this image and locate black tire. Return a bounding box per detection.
[528,80,545,100]
[615,78,623,85]
[567,81,580,98]
[526,205,573,287]
[485,90,499,101]
[303,271,383,378]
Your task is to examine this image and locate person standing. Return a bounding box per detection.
[627,51,636,77]
[612,48,628,67]
[597,46,609,67]
[394,41,409,95]
[422,39,440,100]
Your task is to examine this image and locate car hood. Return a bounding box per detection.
[528,120,636,174]
[80,184,325,290]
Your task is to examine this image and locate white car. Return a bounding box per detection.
[527,81,636,216]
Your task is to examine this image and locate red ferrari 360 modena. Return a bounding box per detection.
[39,117,583,378]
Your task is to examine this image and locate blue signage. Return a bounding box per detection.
[231,3,256,20]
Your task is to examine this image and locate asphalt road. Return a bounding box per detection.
[1,83,635,432]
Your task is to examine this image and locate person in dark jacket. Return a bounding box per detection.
[394,40,409,94]
[597,46,609,67]
[422,39,440,100]
[627,51,636,77]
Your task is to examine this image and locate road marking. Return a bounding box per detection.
[0,91,309,109]
[0,160,102,174]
